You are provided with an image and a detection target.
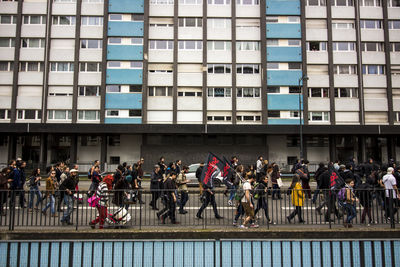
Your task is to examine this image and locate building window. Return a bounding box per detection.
[362,65,385,75]
[207,64,231,74]
[288,40,301,46]
[149,40,174,50]
[178,91,202,97]
[148,86,173,96]
[266,39,279,46]
[50,62,74,72]
[178,17,202,27]
[81,16,103,26]
[333,64,357,74]
[19,62,44,72]
[208,87,232,97]
[308,88,329,98]
[130,85,142,93]
[306,0,327,5]
[0,38,15,48]
[106,85,120,93]
[207,0,231,4]
[388,0,400,7]
[236,41,260,51]
[0,61,13,71]
[361,42,384,52]
[0,109,10,120]
[289,87,301,94]
[396,112,400,122]
[389,21,400,29]
[332,42,356,51]
[0,15,17,24]
[82,0,104,2]
[237,88,260,97]
[360,20,382,29]
[288,63,302,70]
[107,61,143,69]
[391,43,400,52]
[267,87,280,93]
[79,62,102,72]
[150,0,174,4]
[106,110,119,117]
[237,115,261,121]
[109,14,144,22]
[207,41,231,51]
[207,18,231,28]
[236,0,259,4]
[109,156,120,164]
[17,110,42,120]
[178,40,202,50]
[24,15,46,25]
[309,111,329,122]
[81,39,102,49]
[179,0,202,4]
[332,21,355,29]
[78,110,100,121]
[129,109,141,117]
[334,88,358,98]
[21,38,45,48]
[267,111,280,118]
[108,135,120,146]
[79,86,100,96]
[207,116,232,121]
[47,110,72,120]
[331,0,354,6]
[306,41,327,51]
[266,63,279,69]
[236,64,260,74]
[108,37,143,45]
[359,0,381,6]
[290,111,301,118]
[52,16,75,25]
[54,0,77,2]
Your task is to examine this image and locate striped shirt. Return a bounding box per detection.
[96,182,109,207]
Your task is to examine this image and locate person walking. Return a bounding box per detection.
[196,183,223,220]
[177,166,190,214]
[0,168,12,216]
[343,179,358,228]
[254,175,272,224]
[159,172,179,224]
[150,165,162,210]
[89,178,109,229]
[382,167,400,221]
[28,169,42,212]
[287,175,305,224]
[239,175,258,229]
[60,169,77,225]
[312,162,326,204]
[271,165,281,200]
[256,156,263,182]
[42,170,58,217]
[196,163,204,196]
[356,182,373,225]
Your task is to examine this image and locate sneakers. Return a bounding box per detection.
[41,210,46,216]
[215,215,223,219]
[89,222,95,229]
[239,225,248,229]
[250,224,259,228]
[227,200,233,206]
[316,208,322,216]
[286,216,291,223]
[233,220,237,226]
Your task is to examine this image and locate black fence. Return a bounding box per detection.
[0,189,398,230]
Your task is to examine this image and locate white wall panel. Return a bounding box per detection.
[178,5,203,16]
[392,76,400,88]
[0,2,18,13]
[21,25,46,37]
[362,52,386,65]
[207,51,231,63]
[148,50,174,62]
[361,30,384,42]
[332,29,356,41]
[207,5,231,17]
[331,7,355,18]
[48,73,74,85]
[20,48,45,61]
[178,28,202,40]
[81,3,104,16]
[107,135,142,164]
[149,4,174,16]
[207,98,232,111]
[18,72,43,85]
[236,28,260,40]
[147,110,173,123]
[236,98,261,111]
[307,52,328,64]
[335,112,359,124]
[236,5,259,17]
[306,29,328,41]
[18,86,42,96]
[333,52,357,64]
[177,97,202,110]
[16,96,42,109]
[52,3,76,15]
[389,30,400,42]
[207,28,231,40]
[359,7,383,19]
[22,2,47,14]
[78,73,101,86]
[77,96,100,109]
[79,50,102,61]
[207,74,232,87]
[363,75,387,88]
[236,74,261,87]
[178,51,202,63]
[305,6,327,18]
[334,75,358,87]
[177,111,202,124]
[50,48,75,61]
[51,26,76,38]
[80,26,103,39]
[148,73,173,86]
[0,96,11,109]
[307,75,329,87]
[147,97,173,110]
[335,98,359,111]
[0,86,12,96]
[0,25,16,37]
[47,95,73,109]
[0,48,14,61]
[177,72,203,86]
[308,98,330,111]
[149,27,174,40]
[393,99,400,111]
[388,8,400,20]
[0,73,13,85]
[364,98,388,111]
[236,51,260,64]
[391,52,400,65]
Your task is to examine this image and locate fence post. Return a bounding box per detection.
[75,191,79,231]
[139,194,142,230]
[389,190,395,229]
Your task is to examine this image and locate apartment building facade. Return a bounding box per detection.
[0,0,400,170]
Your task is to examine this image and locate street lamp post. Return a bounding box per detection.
[298,75,308,160]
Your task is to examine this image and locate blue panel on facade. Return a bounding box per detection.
[267,70,303,86]
[267,24,301,38]
[105,93,142,109]
[30,243,39,267]
[268,118,301,125]
[108,0,144,13]
[50,242,60,267]
[105,117,142,124]
[267,47,302,62]
[60,242,69,267]
[107,45,143,60]
[20,243,28,267]
[268,94,302,110]
[108,22,143,37]
[106,69,142,84]
[266,0,300,15]
[73,242,82,267]
[125,242,134,267]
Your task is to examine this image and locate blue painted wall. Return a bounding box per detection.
[266,0,301,15]
[267,47,302,62]
[268,118,302,125]
[108,22,144,37]
[266,23,301,38]
[105,93,142,109]
[268,94,302,110]
[105,118,142,124]
[107,45,143,60]
[106,69,142,84]
[267,70,303,86]
[108,0,144,13]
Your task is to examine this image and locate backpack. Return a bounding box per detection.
[337,187,347,202]
[234,181,245,201]
[125,174,133,183]
[103,174,114,190]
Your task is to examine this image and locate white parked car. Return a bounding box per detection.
[185,163,224,187]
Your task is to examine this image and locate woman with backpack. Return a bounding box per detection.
[271,164,281,200]
[343,179,358,228]
[287,174,305,223]
[28,168,42,212]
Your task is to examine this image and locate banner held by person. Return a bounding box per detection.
[200,153,225,188]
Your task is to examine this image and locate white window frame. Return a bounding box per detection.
[236,0,259,5]
[21,38,45,48]
[207,0,231,4]
[236,41,260,51]
[389,20,400,29]
[77,110,100,121]
[178,17,203,27]
[207,64,232,74]
[207,87,232,97]
[52,16,75,26]
[0,38,15,48]
[333,64,357,74]
[178,40,203,50]
[82,0,104,2]
[79,86,100,96]
[47,110,72,120]
[207,18,231,29]
[17,110,41,120]
[207,115,232,121]
[236,64,260,74]
[236,115,261,122]
[236,87,261,98]
[360,20,383,29]
[54,0,77,2]
[266,39,279,47]
[306,0,327,6]
[309,111,329,122]
[148,86,173,96]
[81,16,103,26]
[106,110,119,117]
[331,0,354,6]
[177,91,203,97]
[332,21,355,29]
[24,15,46,25]
[308,88,329,98]
[332,42,356,52]
[149,40,174,50]
[50,62,74,72]
[359,0,381,6]
[334,88,358,98]
[79,62,102,72]
[19,62,44,72]
[80,39,102,49]
[361,42,384,52]
[150,0,175,4]
[362,65,385,75]
[0,15,17,24]
[388,0,400,7]
[0,62,13,71]
[0,109,10,120]
[306,41,328,51]
[392,43,400,52]
[179,0,202,4]
[207,41,231,51]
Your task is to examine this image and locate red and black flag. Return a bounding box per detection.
[200,153,225,188]
[222,156,234,183]
[328,164,345,191]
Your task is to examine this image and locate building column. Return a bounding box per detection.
[329,135,337,162]
[39,133,48,169]
[302,135,308,161]
[387,136,396,162]
[70,134,78,165]
[8,135,17,162]
[100,134,107,171]
[358,135,366,164]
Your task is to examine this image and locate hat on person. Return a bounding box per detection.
[154,164,160,168]
[387,167,394,174]
[70,169,78,173]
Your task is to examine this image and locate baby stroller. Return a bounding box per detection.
[105,207,131,228]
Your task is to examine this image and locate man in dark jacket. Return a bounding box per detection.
[196,163,204,196]
[150,165,162,210]
[0,167,12,216]
[316,165,341,222]
[10,160,26,208]
[312,163,327,204]
[159,172,179,224]
[60,169,77,225]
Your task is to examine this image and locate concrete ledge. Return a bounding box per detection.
[1,228,400,241]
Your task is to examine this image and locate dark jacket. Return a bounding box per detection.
[113,178,129,206]
[10,168,23,189]
[0,172,9,190]
[150,171,163,190]
[195,166,203,183]
[356,183,373,207]
[59,176,76,195]
[318,170,331,190]
[314,166,327,182]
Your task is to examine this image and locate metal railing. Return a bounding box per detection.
[0,189,398,230]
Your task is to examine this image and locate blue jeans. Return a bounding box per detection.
[28,186,42,209]
[312,186,320,203]
[228,185,236,201]
[344,203,356,223]
[272,184,281,199]
[61,194,74,223]
[42,195,55,215]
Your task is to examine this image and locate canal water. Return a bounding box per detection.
[1,239,399,266]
